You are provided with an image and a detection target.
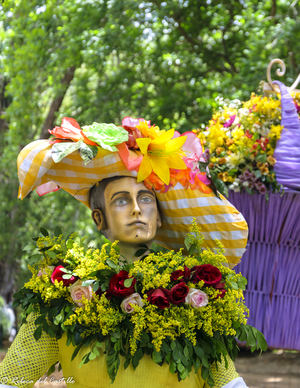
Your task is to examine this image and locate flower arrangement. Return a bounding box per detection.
[48,116,211,194]
[198,92,300,195]
[14,225,266,386]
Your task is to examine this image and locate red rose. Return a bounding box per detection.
[214,281,227,298]
[108,270,136,298]
[51,265,77,286]
[147,288,170,309]
[169,282,189,305]
[170,266,191,282]
[191,264,222,286]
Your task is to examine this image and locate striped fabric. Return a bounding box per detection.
[17,139,248,265]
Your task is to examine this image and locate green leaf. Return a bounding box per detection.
[79,142,98,165]
[82,279,96,287]
[89,351,97,360]
[184,234,197,253]
[46,362,56,376]
[254,170,262,178]
[246,326,257,348]
[180,368,189,380]
[62,274,73,279]
[132,348,143,369]
[177,362,185,373]
[237,276,247,290]
[152,350,162,364]
[82,122,128,152]
[71,344,84,361]
[92,281,100,291]
[106,259,119,270]
[79,352,91,367]
[194,345,204,359]
[169,360,177,374]
[34,326,42,341]
[54,226,62,236]
[47,250,57,259]
[256,330,268,351]
[66,240,74,249]
[40,227,49,237]
[256,154,267,163]
[124,278,134,288]
[51,141,82,163]
[54,311,64,325]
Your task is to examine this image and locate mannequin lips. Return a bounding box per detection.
[127,220,146,226]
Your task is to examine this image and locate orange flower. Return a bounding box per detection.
[49,117,98,146]
[143,172,165,191]
[191,175,212,193]
[267,155,276,166]
[218,157,227,165]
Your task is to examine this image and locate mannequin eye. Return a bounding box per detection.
[139,195,154,204]
[114,197,128,206]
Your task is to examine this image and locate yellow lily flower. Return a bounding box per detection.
[136,127,187,185]
[137,121,162,139]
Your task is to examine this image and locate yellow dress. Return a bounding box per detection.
[0,315,239,388]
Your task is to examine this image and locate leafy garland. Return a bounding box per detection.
[14,225,267,386]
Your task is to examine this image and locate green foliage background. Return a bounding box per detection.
[0,0,299,300]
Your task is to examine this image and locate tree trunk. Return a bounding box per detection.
[0,261,17,303]
[40,66,76,138]
[0,77,9,133]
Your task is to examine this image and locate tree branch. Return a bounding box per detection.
[271,0,277,18]
[40,66,76,138]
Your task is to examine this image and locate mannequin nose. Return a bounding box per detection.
[131,199,141,215]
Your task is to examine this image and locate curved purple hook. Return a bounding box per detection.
[273,81,300,190]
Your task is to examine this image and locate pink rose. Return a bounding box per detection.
[185,288,208,308]
[69,281,93,307]
[38,266,54,277]
[120,293,144,314]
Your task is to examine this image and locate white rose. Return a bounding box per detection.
[69,280,93,307]
[185,288,208,308]
[120,293,144,314]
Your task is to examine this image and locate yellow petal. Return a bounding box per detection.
[166,154,188,170]
[150,156,170,184]
[136,121,150,137]
[165,135,187,152]
[137,156,153,182]
[136,137,151,155]
[151,129,175,145]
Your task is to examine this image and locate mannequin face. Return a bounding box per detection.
[93,177,161,247]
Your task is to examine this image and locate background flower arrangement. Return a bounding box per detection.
[198,92,300,196]
[14,226,266,386]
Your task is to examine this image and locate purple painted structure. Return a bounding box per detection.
[229,191,300,350]
[273,81,300,190]
[228,83,300,350]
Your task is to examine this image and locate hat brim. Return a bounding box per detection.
[17,139,248,265]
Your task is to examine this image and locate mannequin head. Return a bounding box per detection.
[90,176,162,259]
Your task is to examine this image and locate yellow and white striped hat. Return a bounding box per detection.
[17,136,248,266]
